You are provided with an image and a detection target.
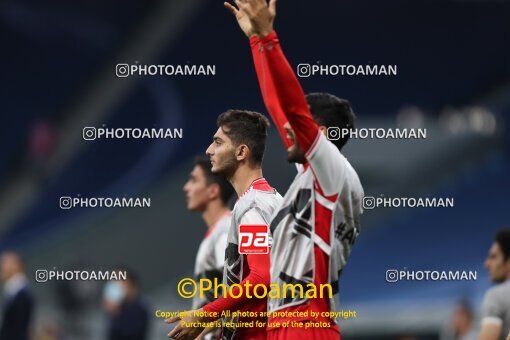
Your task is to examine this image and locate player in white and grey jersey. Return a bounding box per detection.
[480,229,510,340]
[168,110,280,340]
[226,1,364,338]
[183,156,235,340]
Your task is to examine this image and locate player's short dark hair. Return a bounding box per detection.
[194,155,235,205]
[217,109,270,166]
[306,92,356,150]
[495,229,510,261]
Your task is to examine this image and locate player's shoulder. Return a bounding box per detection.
[234,186,281,221]
[484,282,510,303]
[251,184,282,211]
[309,133,352,172]
[215,212,232,233]
[343,156,363,190]
[315,134,363,191]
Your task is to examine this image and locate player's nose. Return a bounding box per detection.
[205,144,213,156]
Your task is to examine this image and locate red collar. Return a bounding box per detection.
[240,177,273,198]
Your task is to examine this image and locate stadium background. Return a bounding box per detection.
[0,0,509,339]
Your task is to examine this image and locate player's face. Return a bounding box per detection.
[0,253,18,281]
[284,122,306,163]
[206,127,237,176]
[485,242,510,283]
[183,166,210,212]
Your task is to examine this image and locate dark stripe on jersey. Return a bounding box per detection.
[270,204,292,233]
[204,269,223,282]
[294,224,311,238]
[295,216,312,232]
[222,328,234,340]
[331,280,339,295]
[225,243,240,266]
[279,271,310,286]
[270,189,312,234]
[226,272,239,285]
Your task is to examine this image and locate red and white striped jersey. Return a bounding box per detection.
[269,132,363,318]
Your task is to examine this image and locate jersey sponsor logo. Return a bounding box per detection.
[238,225,269,254]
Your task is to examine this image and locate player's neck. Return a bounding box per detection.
[202,201,229,228]
[505,272,510,281]
[230,166,263,197]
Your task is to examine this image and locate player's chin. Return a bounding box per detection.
[286,148,305,164]
[186,202,196,211]
[493,275,506,283]
[210,164,220,174]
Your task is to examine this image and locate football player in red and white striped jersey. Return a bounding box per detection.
[225,1,364,339]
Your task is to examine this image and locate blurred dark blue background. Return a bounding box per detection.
[0,0,509,339]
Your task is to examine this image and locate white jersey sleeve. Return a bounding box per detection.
[239,208,268,226]
[306,132,347,197]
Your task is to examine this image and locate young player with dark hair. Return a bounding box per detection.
[183,156,235,339]
[167,109,282,340]
[225,1,364,338]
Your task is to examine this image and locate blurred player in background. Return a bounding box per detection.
[183,155,235,339]
[167,110,282,340]
[480,229,510,340]
[0,251,33,340]
[451,300,477,340]
[103,269,148,340]
[225,0,364,338]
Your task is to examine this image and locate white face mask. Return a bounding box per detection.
[103,281,125,304]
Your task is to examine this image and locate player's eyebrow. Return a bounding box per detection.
[213,136,223,143]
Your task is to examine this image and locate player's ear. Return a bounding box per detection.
[504,257,510,272]
[236,144,249,162]
[207,183,220,201]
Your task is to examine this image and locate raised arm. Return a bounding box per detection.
[253,30,318,152]
[227,0,349,197]
[225,0,318,153]
[250,34,292,148]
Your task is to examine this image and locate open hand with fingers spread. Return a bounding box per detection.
[224,0,277,37]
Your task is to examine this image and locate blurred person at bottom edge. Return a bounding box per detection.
[103,268,148,340]
[0,251,34,340]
